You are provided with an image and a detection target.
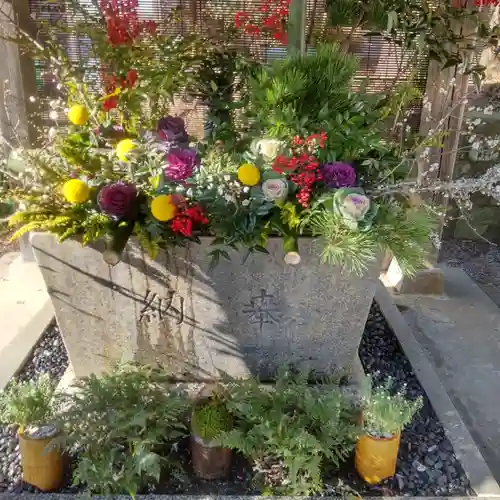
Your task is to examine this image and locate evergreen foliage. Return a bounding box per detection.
[217,370,359,495]
[56,364,189,497]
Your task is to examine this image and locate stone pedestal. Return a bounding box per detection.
[31,234,378,381]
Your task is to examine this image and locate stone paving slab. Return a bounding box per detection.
[0,253,53,389]
[378,266,500,496]
[376,283,500,498]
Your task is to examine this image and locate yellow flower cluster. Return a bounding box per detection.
[151,195,176,221]
[237,163,260,186]
[67,105,89,126]
[62,179,90,203]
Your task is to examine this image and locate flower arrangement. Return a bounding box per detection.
[2,13,438,274]
[2,1,442,275]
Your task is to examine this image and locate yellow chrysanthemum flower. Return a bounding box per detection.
[67,104,89,126]
[62,179,90,204]
[116,139,136,162]
[237,163,261,186]
[151,195,176,222]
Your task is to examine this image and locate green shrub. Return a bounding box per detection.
[217,370,359,495]
[57,363,189,497]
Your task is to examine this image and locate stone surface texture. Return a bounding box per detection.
[391,266,500,493]
[31,234,378,380]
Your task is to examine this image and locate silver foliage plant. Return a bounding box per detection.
[361,375,423,438]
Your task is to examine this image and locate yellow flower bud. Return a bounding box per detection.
[151,195,176,222]
[62,179,90,204]
[237,163,261,186]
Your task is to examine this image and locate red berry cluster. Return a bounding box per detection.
[234,0,290,44]
[171,204,209,237]
[99,0,157,46]
[102,69,139,111]
[272,133,327,208]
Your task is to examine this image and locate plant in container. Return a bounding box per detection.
[355,376,423,484]
[56,363,189,497]
[0,374,63,491]
[190,385,233,479]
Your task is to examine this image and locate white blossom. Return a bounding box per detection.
[483,105,494,115]
[241,199,250,206]
[49,110,58,121]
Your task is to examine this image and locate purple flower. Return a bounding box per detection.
[98,182,137,218]
[321,162,356,189]
[158,116,188,144]
[165,148,199,182]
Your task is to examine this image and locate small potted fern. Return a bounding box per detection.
[355,377,423,484]
[191,385,233,480]
[0,374,64,491]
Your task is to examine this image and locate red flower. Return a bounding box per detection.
[272,30,287,43]
[171,216,193,237]
[143,20,157,34]
[102,95,118,111]
[234,11,250,28]
[245,24,261,35]
[170,203,208,237]
[185,205,209,224]
[125,69,138,88]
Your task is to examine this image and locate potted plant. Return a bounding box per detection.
[355,376,423,484]
[190,384,233,479]
[0,374,63,491]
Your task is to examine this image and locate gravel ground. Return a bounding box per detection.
[439,238,500,307]
[359,303,474,497]
[0,322,68,492]
[0,307,474,496]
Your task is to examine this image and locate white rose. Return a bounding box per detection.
[256,138,283,161]
[262,178,288,201]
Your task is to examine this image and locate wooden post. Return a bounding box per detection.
[288,0,306,55]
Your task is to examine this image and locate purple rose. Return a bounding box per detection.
[321,162,356,188]
[158,116,188,144]
[165,148,199,182]
[98,182,137,218]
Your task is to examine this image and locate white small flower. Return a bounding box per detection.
[223,174,231,182]
[29,96,36,103]
[243,186,250,193]
[186,188,193,197]
[483,105,494,115]
[49,99,60,109]
[49,110,58,121]
[48,127,57,141]
[175,185,185,192]
[241,199,250,206]
[224,194,233,203]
